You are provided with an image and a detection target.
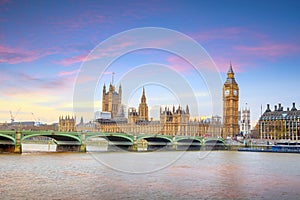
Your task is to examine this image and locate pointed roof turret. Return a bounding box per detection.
[225,62,237,84]
[141,87,146,103]
[109,82,115,92]
[103,84,106,93]
[186,105,189,114]
[228,61,234,74]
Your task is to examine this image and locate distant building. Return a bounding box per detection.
[159,105,190,135]
[239,107,251,135]
[223,64,239,138]
[128,87,149,124]
[138,87,149,121]
[76,117,96,132]
[58,116,76,132]
[98,85,222,137]
[102,83,122,119]
[128,107,139,124]
[259,103,300,140]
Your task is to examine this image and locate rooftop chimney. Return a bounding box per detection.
[278,103,282,111]
[266,104,271,112]
[275,105,277,111]
[291,102,297,111]
[287,107,290,111]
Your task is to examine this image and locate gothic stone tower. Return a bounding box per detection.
[58,115,76,132]
[138,87,149,121]
[102,83,122,119]
[223,64,239,138]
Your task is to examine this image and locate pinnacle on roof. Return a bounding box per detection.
[228,61,234,74]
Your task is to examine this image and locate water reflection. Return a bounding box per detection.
[0,150,299,199]
[22,143,57,152]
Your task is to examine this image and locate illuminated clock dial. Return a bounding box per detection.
[234,90,238,96]
[225,89,230,96]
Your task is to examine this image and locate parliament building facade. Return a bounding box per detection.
[74,64,241,138]
[94,65,240,138]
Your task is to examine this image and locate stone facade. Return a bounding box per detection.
[102,83,122,119]
[58,116,76,132]
[239,107,251,135]
[97,113,222,137]
[259,103,300,140]
[138,87,149,121]
[223,64,239,138]
[97,86,222,137]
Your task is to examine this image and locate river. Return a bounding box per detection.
[0,145,299,199]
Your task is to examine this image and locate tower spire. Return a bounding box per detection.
[112,72,115,85]
[228,61,234,74]
[138,86,149,121]
[141,86,146,103]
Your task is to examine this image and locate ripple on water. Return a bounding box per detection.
[0,151,300,199]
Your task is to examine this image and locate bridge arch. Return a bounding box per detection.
[176,137,202,151]
[85,133,134,143]
[204,138,226,145]
[138,134,173,143]
[176,136,203,144]
[204,138,226,150]
[138,135,173,150]
[21,132,81,144]
[0,133,16,144]
[85,133,134,151]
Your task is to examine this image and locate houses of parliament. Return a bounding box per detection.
[61,64,240,138]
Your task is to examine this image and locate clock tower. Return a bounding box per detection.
[223,63,239,138]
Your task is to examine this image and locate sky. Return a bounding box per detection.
[0,0,300,127]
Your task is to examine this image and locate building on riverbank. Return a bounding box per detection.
[259,103,300,140]
[58,116,76,132]
[239,106,251,136]
[222,64,239,138]
[76,64,243,138]
[93,85,222,137]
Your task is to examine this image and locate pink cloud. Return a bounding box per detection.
[193,27,245,41]
[0,0,10,4]
[212,57,249,73]
[58,41,135,66]
[0,70,75,98]
[58,69,80,77]
[166,56,194,74]
[50,11,108,31]
[58,53,89,66]
[0,45,54,64]
[235,43,300,57]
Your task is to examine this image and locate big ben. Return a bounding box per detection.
[223,63,239,138]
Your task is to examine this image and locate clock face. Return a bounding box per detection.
[225,89,229,96]
[234,90,238,96]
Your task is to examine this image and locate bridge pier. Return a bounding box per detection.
[128,144,138,151]
[107,145,131,151]
[172,141,178,151]
[79,144,86,152]
[14,144,22,153]
[128,136,138,151]
[56,144,81,152]
[14,131,22,153]
[0,144,18,153]
[80,133,86,152]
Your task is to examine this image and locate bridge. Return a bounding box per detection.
[0,130,226,153]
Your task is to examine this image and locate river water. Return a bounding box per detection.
[0,145,299,199]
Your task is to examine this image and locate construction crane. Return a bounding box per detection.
[9,108,21,124]
[9,111,14,124]
[31,112,40,127]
